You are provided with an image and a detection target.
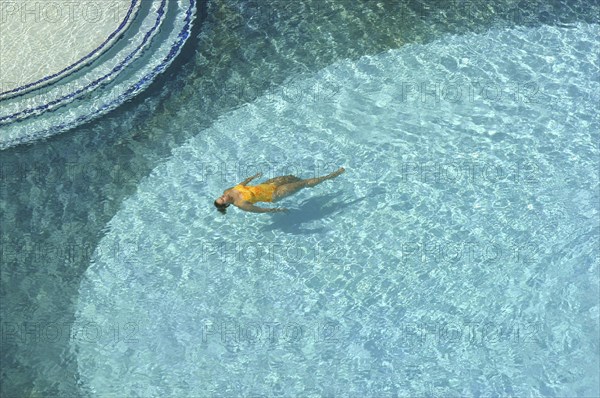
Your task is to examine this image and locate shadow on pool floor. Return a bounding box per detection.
[263,191,366,235]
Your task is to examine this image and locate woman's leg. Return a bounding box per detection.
[263,175,302,185]
[272,167,345,201]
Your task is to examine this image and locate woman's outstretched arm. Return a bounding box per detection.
[236,201,288,213]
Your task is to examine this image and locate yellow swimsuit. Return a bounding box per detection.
[232,183,277,203]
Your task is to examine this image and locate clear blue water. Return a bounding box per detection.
[1,1,599,397]
[72,22,599,397]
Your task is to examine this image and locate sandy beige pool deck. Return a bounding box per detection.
[0,0,138,96]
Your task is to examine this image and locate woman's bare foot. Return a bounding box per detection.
[327,167,345,179]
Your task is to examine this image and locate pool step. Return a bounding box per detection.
[0,0,196,150]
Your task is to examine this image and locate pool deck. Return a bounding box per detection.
[0,0,137,97]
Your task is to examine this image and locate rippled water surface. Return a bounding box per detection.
[1,1,599,397]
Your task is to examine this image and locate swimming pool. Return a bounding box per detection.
[1,0,599,397]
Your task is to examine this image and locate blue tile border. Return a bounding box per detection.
[0,0,166,124]
[0,0,196,149]
[0,0,139,99]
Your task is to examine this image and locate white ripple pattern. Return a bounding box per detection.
[73,23,599,397]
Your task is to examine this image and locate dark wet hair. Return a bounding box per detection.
[214,200,229,214]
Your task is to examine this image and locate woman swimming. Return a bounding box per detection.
[214,167,345,214]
